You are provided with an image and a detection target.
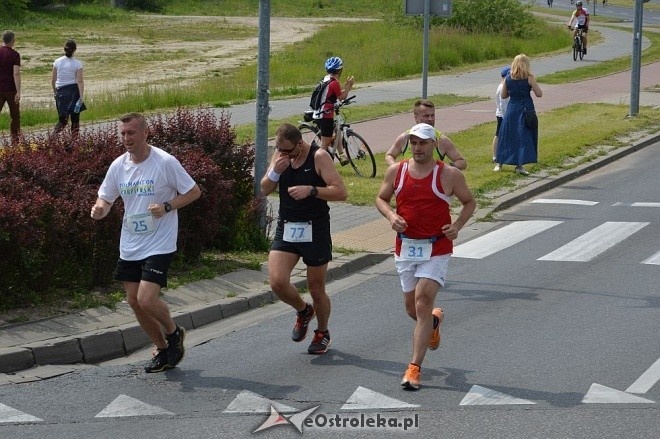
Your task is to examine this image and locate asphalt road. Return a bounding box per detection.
[1,143,657,438]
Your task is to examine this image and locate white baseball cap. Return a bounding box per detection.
[407,123,436,141]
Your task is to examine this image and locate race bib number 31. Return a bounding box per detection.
[283,221,313,243]
[401,238,433,261]
[126,213,156,235]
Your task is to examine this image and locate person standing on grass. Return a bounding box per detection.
[90,112,201,373]
[261,123,347,355]
[52,39,85,135]
[0,30,21,143]
[385,99,467,170]
[492,66,510,166]
[495,54,542,176]
[376,123,475,390]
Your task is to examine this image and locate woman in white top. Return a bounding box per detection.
[52,39,84,134]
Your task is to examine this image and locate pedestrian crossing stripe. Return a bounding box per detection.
[453,221,562,259]
[0,403,42,424]
[538,221,649,262]
[531,199,599,206]
[454,221,655,263]
[631,202,660,208]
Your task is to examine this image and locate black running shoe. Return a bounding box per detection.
[307,330,331,354]
[292,304,315,342]
[145,349,171,373]
[165,325,186,367]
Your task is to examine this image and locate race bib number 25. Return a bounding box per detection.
[126,213,156,235]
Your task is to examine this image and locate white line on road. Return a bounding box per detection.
[0,403,43,423]
[459,385,535,405]
[581,383,655,404]
[538,221,649,262]
[631,202,660,208]
[95,395,174,418]
[642,250,660,265]
[531,199,599,206]
[453,221,562,259]
[341,386,419,410]
[626,357,660,394]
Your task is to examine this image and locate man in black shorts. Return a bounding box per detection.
[91,112,201,373]
[261,123,347,354]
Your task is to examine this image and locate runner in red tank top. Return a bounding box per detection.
[376,123,476,390]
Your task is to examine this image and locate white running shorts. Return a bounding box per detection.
[395,254,451,292]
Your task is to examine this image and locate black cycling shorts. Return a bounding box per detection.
[316,118,335,138]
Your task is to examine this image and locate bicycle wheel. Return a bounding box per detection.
[573,38,580,61]
[344,131,376,178]
[298,123,321,147]
[579,40,584,60]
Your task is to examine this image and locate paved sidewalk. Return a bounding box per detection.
[1,23,659,379]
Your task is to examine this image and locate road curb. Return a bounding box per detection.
[0,251,390,374]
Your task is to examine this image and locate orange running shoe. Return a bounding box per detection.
[401,363,421,390]
[428,307,444,350]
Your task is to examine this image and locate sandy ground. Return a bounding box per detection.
[20,16,365,108]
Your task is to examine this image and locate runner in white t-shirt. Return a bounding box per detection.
[91,112,201,373]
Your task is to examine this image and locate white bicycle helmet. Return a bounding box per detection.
[325,56,343,73]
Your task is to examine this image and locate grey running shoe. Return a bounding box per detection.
[292,304,315,342]
[307,330,331,354]
[145,349,171,373]
[166,325,186,367]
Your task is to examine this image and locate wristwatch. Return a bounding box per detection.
[310,187,318,198]
[164,202,173,213]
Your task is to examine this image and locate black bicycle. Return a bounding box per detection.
[299,95,376,178]
[571,27,585,61]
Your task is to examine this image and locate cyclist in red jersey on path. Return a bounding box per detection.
[568,1,590,55]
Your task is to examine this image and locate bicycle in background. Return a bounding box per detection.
[299,95,376,178]
[570,27,585,61]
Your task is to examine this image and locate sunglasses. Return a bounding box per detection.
[276,140,300,154]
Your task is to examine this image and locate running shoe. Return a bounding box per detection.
[493,164,501,172]
[165,325,186,367]
[308,330,331,354]
[292,304,315,342]
[428,307,445,350]
[401,363,421,390]
[145,349,171,373]
[338,154,350,166]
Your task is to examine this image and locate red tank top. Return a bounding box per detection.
[394,160,453,257]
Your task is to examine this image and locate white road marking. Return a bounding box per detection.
[459,385,535,405]
[538,221,649,262]
[642,250,660,265]
[95,395,174,418]
[453,221,562,259]
[0,403,43,423]
[626,357,660,394]
[223,390,298,414]
[531,199,598,206]
[340,386,419,410]
[581,383,655,404]
[631,202,660,208]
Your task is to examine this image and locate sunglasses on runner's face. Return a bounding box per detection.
[276,141,300,154]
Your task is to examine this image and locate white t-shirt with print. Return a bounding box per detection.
[98,146,197,261]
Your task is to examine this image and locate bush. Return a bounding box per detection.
[443,0,536,38]
[1,0,28,21]
[0,108,261,308]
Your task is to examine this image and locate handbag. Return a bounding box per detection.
[524,108,538,130]
[512,78,538,130]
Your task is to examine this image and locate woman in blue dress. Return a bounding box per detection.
[494,54,543,175]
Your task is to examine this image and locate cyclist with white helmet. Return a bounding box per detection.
[318,56,355,165]
[568,1,590,55]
